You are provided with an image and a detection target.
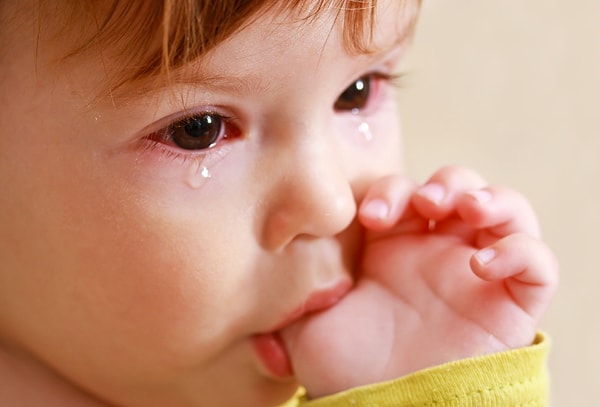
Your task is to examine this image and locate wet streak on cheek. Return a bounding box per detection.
[358,121,373,142]
[186,159,212,189]
[361,117,403,179]
[342,111,398,153]
[129,136,245,194]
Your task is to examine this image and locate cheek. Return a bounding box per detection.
[71,176,253,352]
[85,144,263,336]
[2,146,257,370]
[334,105,404,177]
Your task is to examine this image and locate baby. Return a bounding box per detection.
[0,0,558,406]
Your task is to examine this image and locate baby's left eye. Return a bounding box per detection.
[334,75,373,112]
[334,73,398,113]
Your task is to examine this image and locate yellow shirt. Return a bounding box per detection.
[281,332,549,406]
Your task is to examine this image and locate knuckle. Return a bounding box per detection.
[429,165,487,189]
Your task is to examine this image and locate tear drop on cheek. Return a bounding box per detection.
[358,122,373,142]
[186,159,212,189]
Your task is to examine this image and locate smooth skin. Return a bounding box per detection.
[0,1,412,406]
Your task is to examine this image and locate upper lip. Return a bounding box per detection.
[266,280,353,332]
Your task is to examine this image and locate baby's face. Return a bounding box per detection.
[0,1,414,405]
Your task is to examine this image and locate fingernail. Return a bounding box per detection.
[418,183,445,205]
[475,248,496,265]
[360,199,389,220]
[465,189,492,204]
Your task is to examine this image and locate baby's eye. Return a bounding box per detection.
[166,113,224,150]
[334,75,373,112]
[141,110,242,159]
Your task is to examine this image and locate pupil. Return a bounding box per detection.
[172,114,222,150]
[334,76,371,111]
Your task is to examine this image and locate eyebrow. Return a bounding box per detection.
[171,71,275,96]
[99,70,271,107]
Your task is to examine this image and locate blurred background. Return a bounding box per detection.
[398,1,600,405]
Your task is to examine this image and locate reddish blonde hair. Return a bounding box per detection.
[56,0,418,91]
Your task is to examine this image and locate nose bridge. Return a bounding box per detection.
[259,120,357,251]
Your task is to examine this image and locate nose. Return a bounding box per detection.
[258,128,357,251]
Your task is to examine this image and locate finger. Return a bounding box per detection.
[470,233,559,322]
[412,165,487,221]
[456,186,541,243]
[358,174,417,231]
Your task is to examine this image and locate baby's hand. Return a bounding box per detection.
[281,166,558,398]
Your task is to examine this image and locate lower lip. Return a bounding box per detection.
[251,332,293,379]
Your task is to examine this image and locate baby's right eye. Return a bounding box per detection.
[139,109,243,163]
[164,113,225,150]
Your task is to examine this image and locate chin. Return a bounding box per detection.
[198,382,299,407]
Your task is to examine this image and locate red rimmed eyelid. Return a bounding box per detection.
[144,113,242,152]
[371,71,404,87]
[334,72,396,115]
[369,70,402,93]
[366,71,404,96]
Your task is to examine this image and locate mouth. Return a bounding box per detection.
[251,280,352,379]
[251,332,294,379]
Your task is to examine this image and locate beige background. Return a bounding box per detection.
[398,1,600,405]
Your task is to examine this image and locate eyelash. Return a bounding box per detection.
[139,71,403,163]
[371,71,405,88]
[333,71,404,113]
[140,111,240,164]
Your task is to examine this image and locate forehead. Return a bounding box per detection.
[14,0,419,104]
[136,0,418,97]
[211,2,408,64]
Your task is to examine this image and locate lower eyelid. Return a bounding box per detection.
[138,137,232,169]
[139,115,244,162]
[337,75,390,116]
[148,114,241,148]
